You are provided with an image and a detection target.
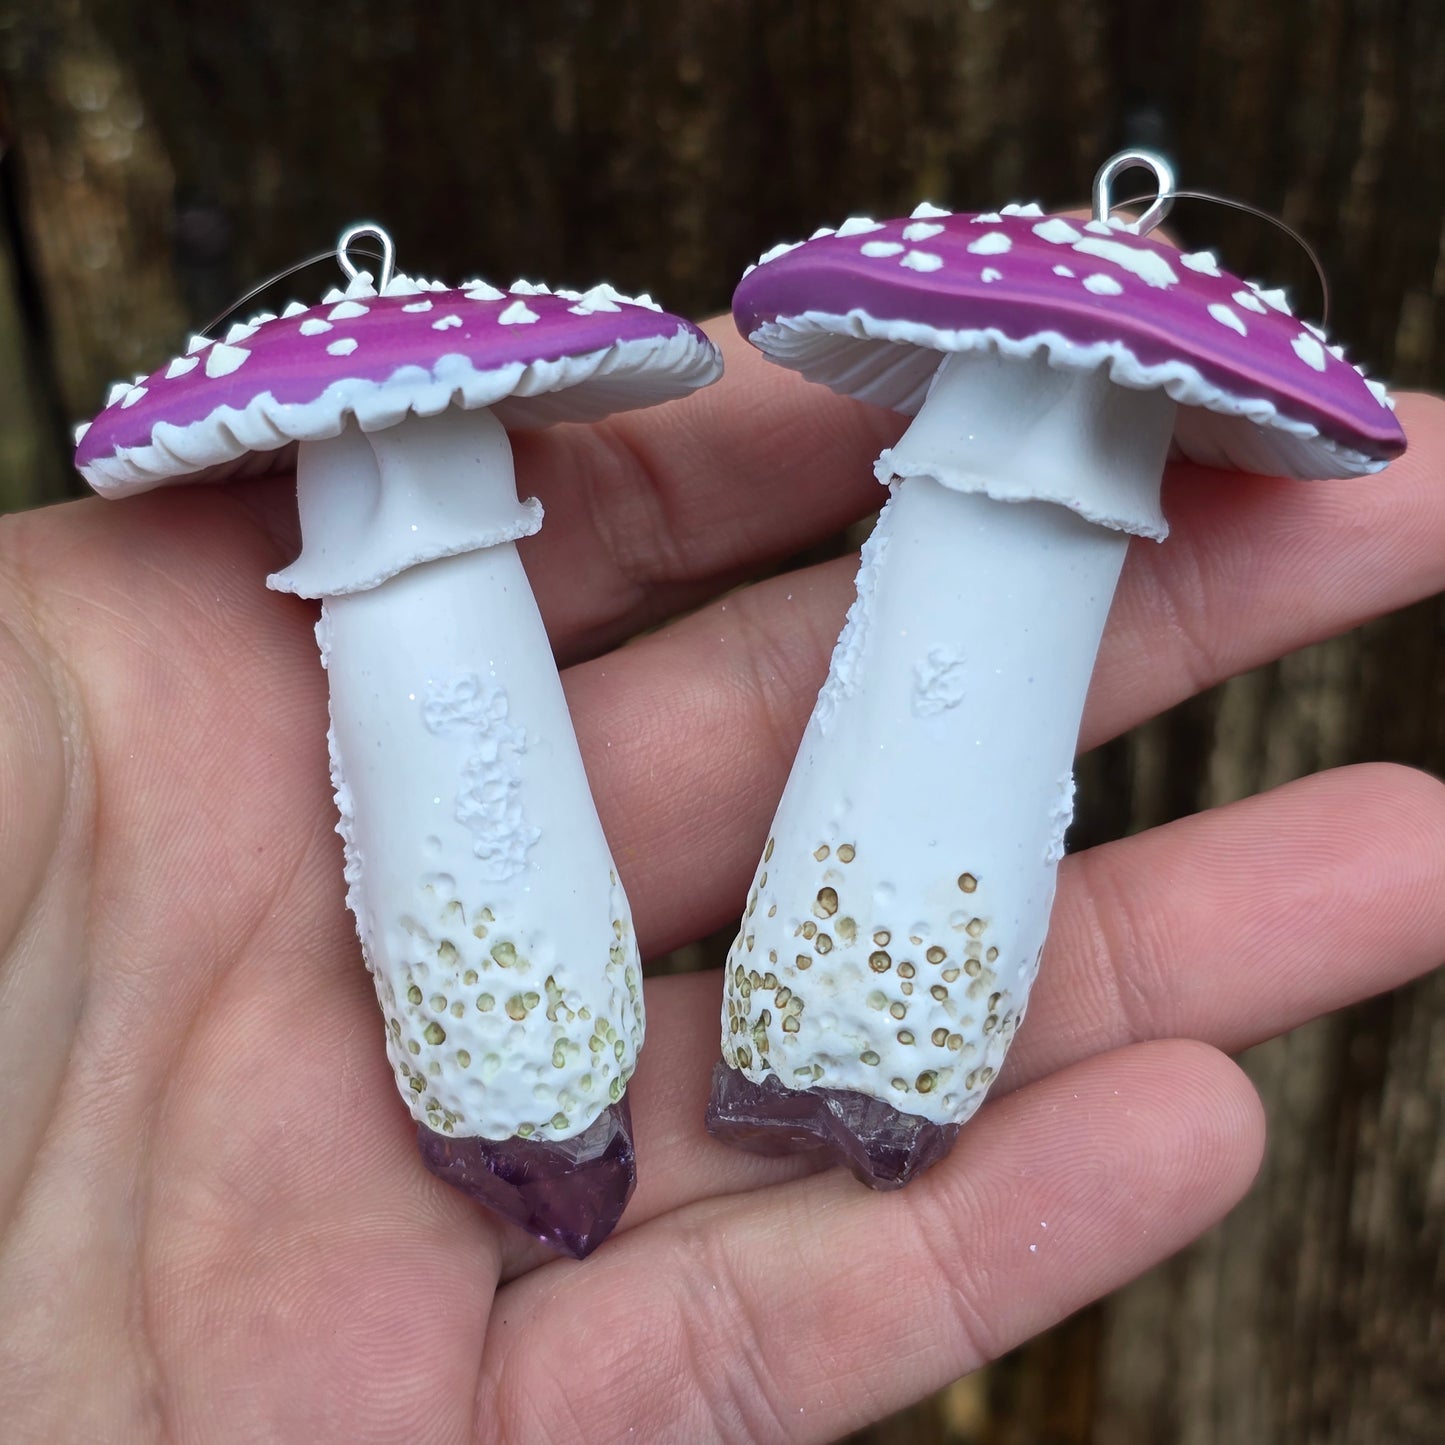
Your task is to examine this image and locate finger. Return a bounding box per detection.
[999,762,1445,1084]
[567,394,1445,959]
[481,1040,1264,1444]
[571,761,1445,1247]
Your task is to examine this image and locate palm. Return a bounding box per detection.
[2,327,1442,1444]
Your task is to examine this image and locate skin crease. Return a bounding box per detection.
[0,321,1442,1443]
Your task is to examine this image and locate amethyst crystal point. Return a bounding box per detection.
[705,1062,959,1191]
[417,1097,637,1259]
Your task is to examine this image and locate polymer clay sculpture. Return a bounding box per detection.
[75,226,722,1257]
[707,151,1406,1188]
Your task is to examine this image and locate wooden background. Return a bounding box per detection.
[1,1,1441,1439]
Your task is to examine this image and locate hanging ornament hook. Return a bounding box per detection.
[1093,150,1176,236]
[337,222,396,291]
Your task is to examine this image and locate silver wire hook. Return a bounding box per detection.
[337,222,395,291]
[1093,150,1176,236]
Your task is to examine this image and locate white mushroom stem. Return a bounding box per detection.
[721,350,1175,1126]
[269,406,642,1145]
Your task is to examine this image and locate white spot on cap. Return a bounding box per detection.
[902,220,945,242]
[758,240,802,265]
[465,283,505,302]
[1291,332,1327,370]
[1000,202,1045,218]
[185,334,212,355]
[380,274,424,298]
[299,318,333,335]
[836,216,884,237]
[1208,303,1248,336]
[1073,237,1178,288]
[1181,251,1222,276]
[570,285,622,314]
[281,301,309,319]
[1082,273,1124,296]
[1033,218,1083,245]
[329,300,370,321]
[403,299,434,313]
[433,314,462,330]
[73,421,90,445]
[119,385,146,408]
[1256,286,1292,313]
[1233,289,1268,314]
[509,280,552,296]
[970,211,1002,224]
[966,231,1012,256]
[105,382,131,407]
[205,343,251,377]
[1302,320,1326,340]
[1052,264,1075,277]
[326,337,359,357]
[1083,219,1114,235]
[499,300,539,325]
[901,250,943,272]
[1365,377,1391,407]
[981,267,1003,283]
[910,201,951,218]
[809,226,837,240]
[861,240,905,258]
[225,321,259,344]
[165,354,199,379]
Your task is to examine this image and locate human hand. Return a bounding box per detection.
[1,326,1442,1442]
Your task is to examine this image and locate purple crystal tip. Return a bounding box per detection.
[417,1096,636,1259]
[705,1062,960,1191]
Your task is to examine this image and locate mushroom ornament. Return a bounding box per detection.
[75,225,722,1257]
[707,151,1406,1188]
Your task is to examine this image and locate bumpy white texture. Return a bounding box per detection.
[81,325,716,499]
[721,365,1172,1126]
[309,423,642,1142]
[749,312,1387,481]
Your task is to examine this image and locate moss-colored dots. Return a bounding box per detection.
[796,953,812,970]
[942,966,962,983]
[477,992,495,1012]
[897,1029,915,1046]
[965,917,985,938]
[958,873,978,893]
[874,929,891,947]
[861,1050,880,1066]
[897,961,915,979]
[814,887,839,918]
[491,941,518,968]
[407,1039,421,1055]
[889,1001,907,1020]
[815,934,833,955]
[505,995,527,1021]
[407,984,423,1005]
[782,1016,800,1034]
[814,844,830,861]
[430,993,447,1012]
[423,1021,446,1046]
[932,1027,949,1047]
[926,946,946,965]
[916,1070,937,1093]
[869,950,892,973]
